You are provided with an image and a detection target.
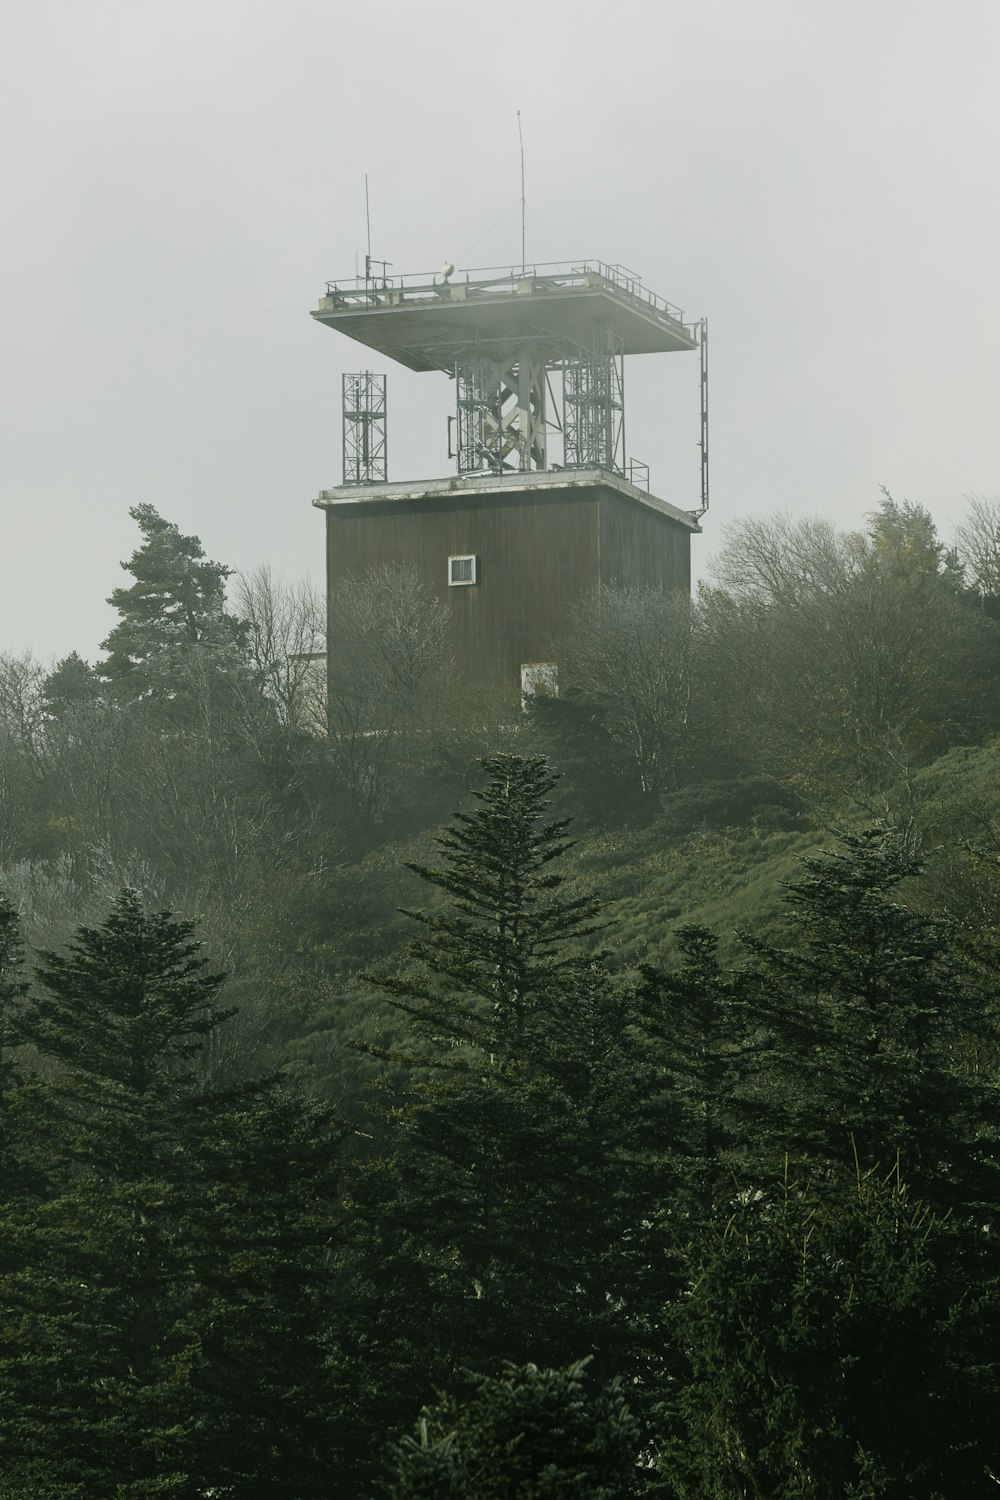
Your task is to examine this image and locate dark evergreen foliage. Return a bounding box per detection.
[0,891,26,1093]
[0,891,344,1496]
[40,650,103,718]
[636,925,760,1210]
[379,753,603,1057]
[742,826,1000,1213]
[99,503,245,711]
[658,1165,1000,1499]
[0,893,32,1208]
[7,501,1000,1495]
[383,1360,640,1500]
[341,757,676,1489]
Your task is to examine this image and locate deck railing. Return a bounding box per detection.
[322,259,692,336]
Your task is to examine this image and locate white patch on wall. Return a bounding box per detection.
[520,662,559,708]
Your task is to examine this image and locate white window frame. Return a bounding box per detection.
[448,554,477,587]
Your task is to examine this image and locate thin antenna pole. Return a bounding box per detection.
[365,173,372,278]
[517,111,525,274]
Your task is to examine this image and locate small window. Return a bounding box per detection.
[449,554,477,586]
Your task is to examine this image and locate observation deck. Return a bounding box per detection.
[311,259,698,372]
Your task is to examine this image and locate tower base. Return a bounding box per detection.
[314,468,699,694]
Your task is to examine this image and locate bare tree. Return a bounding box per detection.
[0,654,47,863]
[0,652,46,764]
[953,494,1000,608]
[0,846,165,957]
[325,564,453,827]
[233,564,327,730]
[711,513,857,610]
[563,586,694,795]
[703,503,1000,802]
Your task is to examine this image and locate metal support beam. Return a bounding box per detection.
[342,371,387,485]
[562,326,625,474]
[454,344,547,474]
[697,318,709,517]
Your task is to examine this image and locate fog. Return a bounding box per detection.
[2,0,997,661]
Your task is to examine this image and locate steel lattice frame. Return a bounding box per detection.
[561,327,625,474]
[342,372,387,485]
[697,318,710,517]
[454,346,547,474]
[315,260,706,498]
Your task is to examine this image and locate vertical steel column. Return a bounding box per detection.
[515,345,547,470]
[455,355,504,473]
[342,372,388,485]
[698,318,709,516]
[562,327,624,473]
[454,346,547,474]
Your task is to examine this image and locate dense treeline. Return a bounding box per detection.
[1,494,1000,1493]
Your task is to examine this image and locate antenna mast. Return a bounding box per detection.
[517,111,525,274]
[364,172,372,278]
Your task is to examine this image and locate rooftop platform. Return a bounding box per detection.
[313,465,702,532]
[311,260,698,372]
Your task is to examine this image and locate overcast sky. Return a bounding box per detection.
[2,0,998,663]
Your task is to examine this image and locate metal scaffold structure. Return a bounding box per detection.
[453,345,548,474]
[341,371,387,485]
[315,259,708,513]
[562,326,625,474]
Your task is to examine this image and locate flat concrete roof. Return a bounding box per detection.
[313,467,702,532]
[311,265,698,372]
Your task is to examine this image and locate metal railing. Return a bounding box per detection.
[321,259,693,337]
[626,459,650,492]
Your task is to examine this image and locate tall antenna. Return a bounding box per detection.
[364,172,372,278]
[517,111,525,274]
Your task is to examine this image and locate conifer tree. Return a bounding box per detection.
[99,504,245,710]
[384,1360,640,1500]
[0,892,30,1206]
[379,753,602,1059]
[0,891,343,1495]
[184,1085,344,1497]
[0,893,223,1488]
[657,1164,1000,1500]
[40,650,103,717]
[741,827,1000,1213]
[636,924,759,1211]
[0,891,25,1098]
[343,757,675,1489]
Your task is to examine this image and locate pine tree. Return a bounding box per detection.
[0,891,343,1495]
[342,757,676,1490]
[0,891,25,1102]
[657,1163,1000,1500]
[383,1360,640,1500]
[185,1085,344,1497]
[40,651,103,718]
[378,753,603,1060]
[635,924,761,1212]
[99,504,245,711]
[0,892,36,1216]
[741,826,1000,1214]
[0,893,220,1489]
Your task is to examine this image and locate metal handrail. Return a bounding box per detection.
[321,259,691,333]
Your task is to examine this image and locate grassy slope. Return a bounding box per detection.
[289,736,1000,1102]
[572,823,821,968]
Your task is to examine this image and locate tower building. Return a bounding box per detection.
[312,257,707,698]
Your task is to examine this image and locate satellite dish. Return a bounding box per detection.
[441,261,455,281]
